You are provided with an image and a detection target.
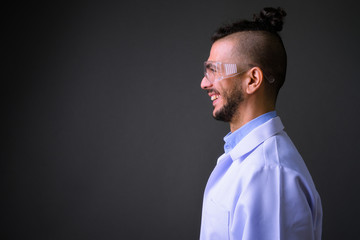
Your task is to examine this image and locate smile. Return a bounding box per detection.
[211,95,219,101]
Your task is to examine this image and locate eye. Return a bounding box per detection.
[206,64,217,73]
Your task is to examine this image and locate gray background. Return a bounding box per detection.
[3,0,360,239]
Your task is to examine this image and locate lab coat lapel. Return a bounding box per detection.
[204,153,232,197]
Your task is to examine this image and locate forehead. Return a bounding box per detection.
[208,39,237,62]
[208,32,253,64]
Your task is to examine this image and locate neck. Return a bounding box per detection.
[229,101,275,133]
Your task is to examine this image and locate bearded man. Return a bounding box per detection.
[199,7,322,240]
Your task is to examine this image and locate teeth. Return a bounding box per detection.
[211,95,219,101]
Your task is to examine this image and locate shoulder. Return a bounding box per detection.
[262,131,309,174]
[234,130,312,183]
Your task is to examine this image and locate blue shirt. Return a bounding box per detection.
[224,111,277,153]
[200,116,322,240]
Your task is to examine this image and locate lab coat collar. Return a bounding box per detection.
[229,116,284,162]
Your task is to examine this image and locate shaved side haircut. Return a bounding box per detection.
[211,7,287,99]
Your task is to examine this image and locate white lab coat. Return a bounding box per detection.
[200,117,322,240]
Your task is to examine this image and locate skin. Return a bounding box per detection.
[201,33,276,133]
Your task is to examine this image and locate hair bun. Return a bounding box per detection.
[253,7,287,32]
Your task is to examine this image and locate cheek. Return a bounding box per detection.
[221,81,242,102]
[214,82,226,95]
[216,83,230,99]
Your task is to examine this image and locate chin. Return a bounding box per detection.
[212,106,222,118]
[213,109,230,122]
[212,101,237,122]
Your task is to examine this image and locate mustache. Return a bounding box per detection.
[207,89,220,95]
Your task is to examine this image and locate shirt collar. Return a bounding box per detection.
[223,111,277,154]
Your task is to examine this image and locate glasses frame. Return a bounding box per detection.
[204,61,244,84]
[204,61,275,84]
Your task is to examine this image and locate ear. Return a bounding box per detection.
[244,67,264,95]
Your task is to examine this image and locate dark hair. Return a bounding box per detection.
[211,7,287,42]
[211,7,287,98]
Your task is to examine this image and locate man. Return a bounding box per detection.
[199,7,322,240]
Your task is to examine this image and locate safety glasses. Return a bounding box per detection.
[203,61,243,84]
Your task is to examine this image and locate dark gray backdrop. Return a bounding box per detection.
[3,0,360,239]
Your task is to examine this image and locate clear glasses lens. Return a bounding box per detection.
[204,62,217,83]
[204,61,238,83]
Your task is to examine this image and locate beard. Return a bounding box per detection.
[213,86,244,122]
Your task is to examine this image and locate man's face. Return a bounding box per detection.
[201,39,245,122]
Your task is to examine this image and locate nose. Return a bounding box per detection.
[201,76,213,89]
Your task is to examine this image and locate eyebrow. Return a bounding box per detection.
[205,63,216,69]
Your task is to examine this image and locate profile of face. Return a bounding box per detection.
[201,39,245,122]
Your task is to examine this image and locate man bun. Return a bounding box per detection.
[211,7,287,42]
[253,7,287,32]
